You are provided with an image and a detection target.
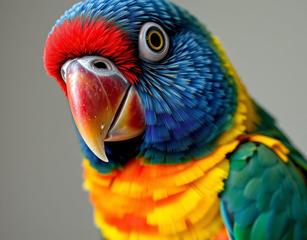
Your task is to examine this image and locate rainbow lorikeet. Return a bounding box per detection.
[43,0,307,239]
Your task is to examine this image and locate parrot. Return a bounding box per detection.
[43,0,307,239]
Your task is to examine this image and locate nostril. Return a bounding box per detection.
[93,61,109,70]
[74,56,116,75]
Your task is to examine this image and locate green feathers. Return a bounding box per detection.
[221,142,307,240]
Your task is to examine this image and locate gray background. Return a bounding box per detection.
[0,0,306,239]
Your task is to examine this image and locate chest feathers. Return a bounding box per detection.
[83,140,239,240]
[82,37,260,240]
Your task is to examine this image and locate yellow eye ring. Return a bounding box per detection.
[139,22,169,62]
[146,28,165,52]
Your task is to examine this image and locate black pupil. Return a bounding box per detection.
[151,32,162,48]
[94,61,108,69]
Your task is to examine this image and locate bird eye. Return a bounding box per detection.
[139,22,169,62]
[147,28,164,52]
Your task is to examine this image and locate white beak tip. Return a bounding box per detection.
[91,146,109,163]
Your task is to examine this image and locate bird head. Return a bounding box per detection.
[44,0,237,169]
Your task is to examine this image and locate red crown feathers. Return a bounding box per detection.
[44,17,140,94]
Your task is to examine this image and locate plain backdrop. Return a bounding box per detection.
[0,0,306,239]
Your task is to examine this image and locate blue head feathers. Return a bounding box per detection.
[51,0,237,170]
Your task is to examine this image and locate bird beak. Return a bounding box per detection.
[63,58,145,162]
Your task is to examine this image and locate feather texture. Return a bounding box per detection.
[43,1,307,240]
[221,143,307,240]
[83,140,239,240]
